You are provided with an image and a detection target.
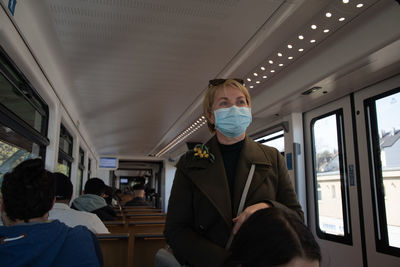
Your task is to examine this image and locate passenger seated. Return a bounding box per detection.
[226,207,321,267]
[0,159,102,267]
[103,185,119,207]
[125,183,151,206]
[71,178,117,221]
[48,172,110,234]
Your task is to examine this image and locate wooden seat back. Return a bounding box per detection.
[104,220,128,234]
[128,221,165,235]
[123,205,154,210]
[126,214,166,222]
[133,233,166,267]
[124,209,162,214]
[100,222,165,266]
[97,233,133,267]
[125,212,165,217]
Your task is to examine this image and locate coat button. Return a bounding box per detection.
[199,225,205,231]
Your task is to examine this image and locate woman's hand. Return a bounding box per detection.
[232,202,270,235]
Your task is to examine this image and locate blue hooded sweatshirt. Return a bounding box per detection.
[0,220,101,267]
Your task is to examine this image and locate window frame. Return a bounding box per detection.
[0,46,49,160]
[58,124,74,178]
[254,129,285,154]
[77,147,85,195]
[78,147,85,171]
[310,109,353,245]
[87,158,92,180]
[0,47,48,135]
[364,87,400,257]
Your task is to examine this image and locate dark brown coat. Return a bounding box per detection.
[164,136,303,267]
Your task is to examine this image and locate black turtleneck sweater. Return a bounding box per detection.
[218,139,245,197]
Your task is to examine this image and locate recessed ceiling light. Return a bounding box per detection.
[310,39,316,43]
[339,17,345,21]
[269,60,274,64]
[250,86,254,88]
[279,63,283,66]
[288,56,293,60]
[256,81,260,84]
[253,73,258,76]
[260,66,266,70]
[270,70,275,73]
[298,35,304,40]
[262,75,267,79]
[277,53,283,57]
[326,12,332,18]
[298,48,304,52]
[323,29,330,33]
[356,3,364,8]
[311,25,317,30]
[287,44,293,49]
[247,78,251,82]
[343,0,349,3]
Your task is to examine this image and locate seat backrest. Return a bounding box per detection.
[124,209,162,214]
[104,220,128,234]
[96,233,134,267]
[128,221,165,235]
[133,233,166,267]
[124,205,154,210]
[126,214,166,222]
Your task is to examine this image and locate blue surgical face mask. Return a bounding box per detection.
[214,106,252,138]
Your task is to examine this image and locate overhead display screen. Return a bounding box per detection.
[99,157,118,169]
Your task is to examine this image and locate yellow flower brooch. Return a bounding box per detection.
[193,144,215,163]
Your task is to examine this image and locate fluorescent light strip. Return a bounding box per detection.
[155,116,207,157]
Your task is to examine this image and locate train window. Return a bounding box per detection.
[87,158,91,180]
[77,148,85,196]
[365,88,400,256]
[0,51,48,135]
[0,47,49,182]
[57,124,73,178]
[311,110,352,244]
[254,130,285,154]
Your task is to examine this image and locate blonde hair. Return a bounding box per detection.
[203,79,251,133]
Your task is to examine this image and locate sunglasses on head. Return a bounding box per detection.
[208,78,244,87]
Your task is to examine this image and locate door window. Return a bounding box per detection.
[365,88,400,254]
[311,110,352,243]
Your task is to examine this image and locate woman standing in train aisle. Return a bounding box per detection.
[164,78,304,267]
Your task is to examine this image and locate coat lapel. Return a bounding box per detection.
[185,136,233,227]
[232,137,272,215]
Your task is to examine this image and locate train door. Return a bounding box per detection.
[354,75,400,266]
[304,96,363,266]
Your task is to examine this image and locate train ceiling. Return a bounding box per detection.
[1,0,399,159]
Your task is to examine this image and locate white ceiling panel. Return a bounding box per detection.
[44,0,288,156]
[3,0,397,159]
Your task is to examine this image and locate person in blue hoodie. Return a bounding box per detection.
[0,158,102,267]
